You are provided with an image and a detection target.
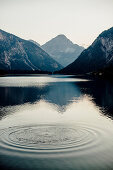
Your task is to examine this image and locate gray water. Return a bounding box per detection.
[0,75,113,170]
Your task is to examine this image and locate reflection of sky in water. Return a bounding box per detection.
[0,95,105,128]
[0,75,113,170]
[0,75,88,87]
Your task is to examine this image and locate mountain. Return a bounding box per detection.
[29,39,40,47]
[58,27,113,74]
[0,29,63,72]
[41,34,84,67]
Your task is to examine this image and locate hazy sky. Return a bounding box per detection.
[0,0,113,47]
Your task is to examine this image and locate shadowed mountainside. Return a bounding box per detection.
[0,29,63,72]
[58,27,113,75]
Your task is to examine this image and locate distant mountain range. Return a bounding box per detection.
[58,27,113,75]
[0,29,62,72]
[41,34,84,67]
[1,28,113,76]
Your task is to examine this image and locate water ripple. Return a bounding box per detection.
[0,123,109,157]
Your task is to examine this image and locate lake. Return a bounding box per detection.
[0,75,113,170]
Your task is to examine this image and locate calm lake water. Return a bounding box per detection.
[0,75,113,170]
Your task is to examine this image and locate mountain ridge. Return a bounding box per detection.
[29,39,40,47]
[58,27,113,75]
[41,34,84,67]
[0,29,63,72]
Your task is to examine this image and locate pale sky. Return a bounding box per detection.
[0,0,113,47]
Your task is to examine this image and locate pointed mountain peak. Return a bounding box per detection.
[42,34,74,48]
[52,34,72,42]
[56,34,67,38]
[41,34,84,67]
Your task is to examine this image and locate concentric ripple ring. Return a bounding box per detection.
[0,123,107,157]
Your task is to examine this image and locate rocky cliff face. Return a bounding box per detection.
[0,30,62,72]
[42,34,84,67]
[59,27,113,74]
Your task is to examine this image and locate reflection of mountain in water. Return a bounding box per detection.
[45,82,81,112]
[0,78,113,119]
[0,81,81,115]
[76,80,113,118]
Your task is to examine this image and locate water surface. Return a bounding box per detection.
[0,75,113,170]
